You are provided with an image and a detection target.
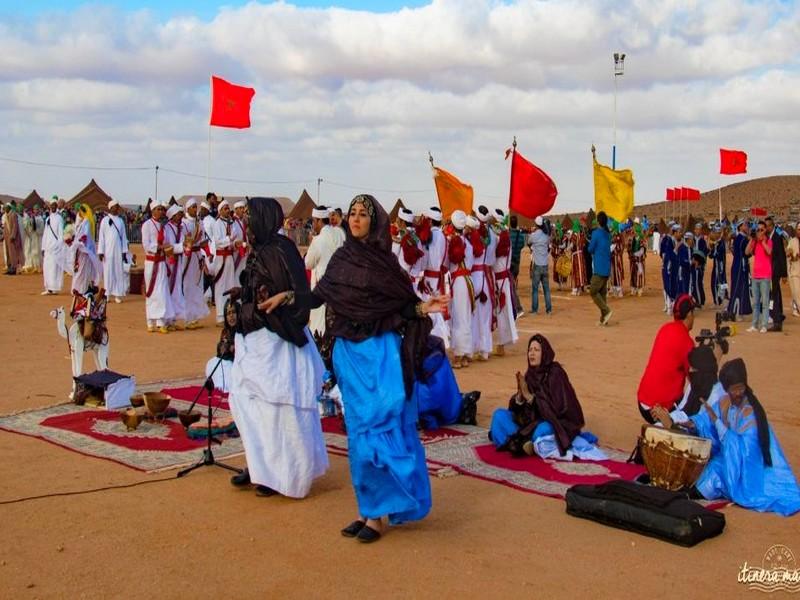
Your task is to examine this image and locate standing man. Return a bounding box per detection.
[211,200,240,326]
[469,212,494,361]
[182,199,210,329]
[164,204,186,331]
[693,223,708,307]
[2,204,22,275]
[97,199,129,303]
[232,200,249,284]
[141,201,172,333]
[304,206,343,337]
[727,219,753,321]
[396,207,425,286]
[448,210,474,369]
[709,225,728,306]
[491,208,518,355]
[745,220,772,333]
[587,211,612,326]
[609,222,625,298]
[41,198,64,294]
[787,224,800,317]
[568,222,588,295]
[199,200,216,305]
[528,216,552,315]
[766,216,787,332]
[508,214,526,316]
[421,206,450,346]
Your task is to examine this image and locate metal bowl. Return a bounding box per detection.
[142,392,171,416]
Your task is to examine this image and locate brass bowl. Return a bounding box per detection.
[178,410,202,428]
[142,392,171,416]
[120,408,143,431]
[130,394,144,407]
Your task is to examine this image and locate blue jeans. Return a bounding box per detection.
[751,277,770,329]
[531,264,552,313]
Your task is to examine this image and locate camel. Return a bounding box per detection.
[51,306,110,399]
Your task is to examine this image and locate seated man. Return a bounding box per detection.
[669,359,800,516]
[489,334,606,461]
[637,294,696,425]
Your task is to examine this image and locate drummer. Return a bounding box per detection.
[637,294,696,425]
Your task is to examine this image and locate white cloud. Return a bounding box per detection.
[0,0,797,212]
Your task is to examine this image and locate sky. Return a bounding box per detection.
[0,0,798,213]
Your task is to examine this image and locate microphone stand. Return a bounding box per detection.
[177,356,241,478]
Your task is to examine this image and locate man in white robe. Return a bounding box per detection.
[22,208,43,273]
[421,206,450,347]
[232,200,249,285]
[448,210,474,368]
[141,201,173,333]
[395,207,426,290]
[182,199,210,329]
[97,199,129,303]
[490,208,518,355]
[70,209,101,295]
[200,200,216,304]
[164,204,186,330]
[470,208,496,361]
[211,200,242,325]
[41,199,65,294]
[304,206,344,337]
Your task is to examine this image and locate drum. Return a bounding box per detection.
[129,266,145,295]
[556,254,572,279]
[638,425,712,491]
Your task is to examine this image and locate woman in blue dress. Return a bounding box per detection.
[727,221,753,319]
[259,194,448,543]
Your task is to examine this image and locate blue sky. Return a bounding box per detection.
[4,0,431,20]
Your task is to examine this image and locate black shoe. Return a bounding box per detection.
[356,525,382,543]
[230,468,250,487]
[255,485,277,497]
[768,325,783,333]
[341,520,366,538]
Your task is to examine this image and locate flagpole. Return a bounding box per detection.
[207,125,211,193]
[718,181,722,222]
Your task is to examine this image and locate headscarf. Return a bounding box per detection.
[719,358,772,466]
[521,334,585,454]
[314,194,432,397]
[237,197,310,346]
[684,345,718,416]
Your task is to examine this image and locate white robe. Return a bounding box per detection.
[422,227,450,347]
[70,219,101,295]
[165,221,186,322]
[471,228,496,356]
[232,218,248,284]
[97,214,129,297]
[304,225,343,336]
[23,214,43,271]
[449,234,474,357]
[229,327,328,498]
[211,218,239,322]
[492,229,519,347]
[141,218,173,323]
[42,211,65,292]
[182,217,210,323]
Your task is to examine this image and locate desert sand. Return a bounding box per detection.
[1,246,798,599]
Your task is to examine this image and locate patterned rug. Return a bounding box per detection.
[1,383,713,505]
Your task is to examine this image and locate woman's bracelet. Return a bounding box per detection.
[414,302,426,318]
[283,290,295,306]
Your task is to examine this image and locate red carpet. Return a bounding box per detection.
[160,385,230,410]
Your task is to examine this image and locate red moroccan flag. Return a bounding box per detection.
[506,148,558,218]
[690,188,701,201]
[720,148,747,175]
[666,188,675,201]
[750,207,767,217]
[209,76,255,129]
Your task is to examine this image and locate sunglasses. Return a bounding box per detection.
[757,228,765,232]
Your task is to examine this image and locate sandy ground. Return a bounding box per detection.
[1,246,798,599]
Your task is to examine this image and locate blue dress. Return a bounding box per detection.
[727,233,752,316]
[694,237,708,306]
[710,239,728,306]
[413,339,463,430]
[333,331,432,524]
[677,244,691,296]
[660,235,676,300]
[691,399,800,516]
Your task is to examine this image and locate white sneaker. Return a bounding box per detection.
[746,326,757,333]
[793,311,800,318]
[114,297,122,304]
[601,310,613,325]
[40,290,50,296]
[760,327,768,333]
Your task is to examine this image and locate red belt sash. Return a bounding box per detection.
[145,254,166,298]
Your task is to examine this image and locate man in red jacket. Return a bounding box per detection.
[637,294,696,424]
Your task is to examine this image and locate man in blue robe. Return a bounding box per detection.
[677,232,693,296]
[660,224,678,313]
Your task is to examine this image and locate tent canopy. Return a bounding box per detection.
[22,190,44,210]
[287,189,316,220]
[68,179,113,213]
[388,198,406,221]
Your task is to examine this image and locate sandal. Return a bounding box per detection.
[254,485,277,497]
[356,525,382,544]
[341,520,366,538]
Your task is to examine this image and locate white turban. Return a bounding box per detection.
[493,208,505,221]
[151,200,165,209]
[476,205,491,222]
[398,207,415,224]
[166,204,182,219]
[108,199,119,209]
[466,215,480,229]
[633,217,640,224]
[233,200,246,209]
[312,206,330,219]
[424,206,442,221]
[185,198,198,209]
[218,199,230,210]
[200,201,210,210]
[534,216,544,227]
[451,210,467,230]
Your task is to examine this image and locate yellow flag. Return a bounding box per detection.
[593,155,634,223]
[432,166,473,219]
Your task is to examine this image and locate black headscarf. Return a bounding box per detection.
[719,358,772,467]
[313,194,432,397]
[518,334,585,455]
[684,345,718,416]
[238,197,310,346]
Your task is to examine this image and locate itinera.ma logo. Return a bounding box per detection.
[738,545,800,593]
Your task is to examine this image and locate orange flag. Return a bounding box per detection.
[432,166,473,219]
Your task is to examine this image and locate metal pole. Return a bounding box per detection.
[207,126,211,193]
[718,184,722,222]
[154,165,159,203]
[317,177,322,204]
[613,72,617,169]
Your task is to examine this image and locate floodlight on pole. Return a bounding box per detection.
[613,52,625,169]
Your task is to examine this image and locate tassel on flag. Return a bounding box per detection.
[209,75,256,129]
[720,148,747,175]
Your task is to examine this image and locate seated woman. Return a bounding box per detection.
[686,359,800,516]
[489,334,606,461]
[205,299,236,392]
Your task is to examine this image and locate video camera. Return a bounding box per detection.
[695,311,736,355]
